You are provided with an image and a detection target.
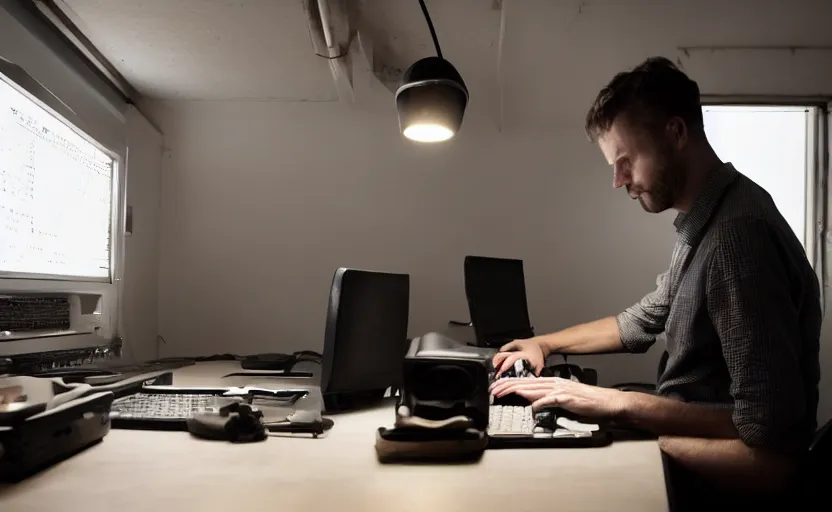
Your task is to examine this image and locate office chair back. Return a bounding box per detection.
[320,267,410,410]
[463,255,534,348]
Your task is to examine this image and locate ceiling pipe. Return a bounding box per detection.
[303,0,356,102]
[317,0,336,51]
[303,0,358,62]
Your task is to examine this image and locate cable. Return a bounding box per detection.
[418,0,442,59]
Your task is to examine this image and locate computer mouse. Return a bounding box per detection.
[533,406,573,430]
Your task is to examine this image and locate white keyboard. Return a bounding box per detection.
[488,405,600,439]
[487,405,535,437]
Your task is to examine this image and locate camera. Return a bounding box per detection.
[397,332,491,431]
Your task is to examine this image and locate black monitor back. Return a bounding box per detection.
[464,255,534,347]
[320,267,410,411]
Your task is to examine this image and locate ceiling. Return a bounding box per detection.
[56,0,832,128]
[58,0,341,101]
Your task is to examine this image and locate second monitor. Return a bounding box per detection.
[463,255,535,348]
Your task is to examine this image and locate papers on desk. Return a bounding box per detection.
[532,428,593,439]
[556,417,600,433]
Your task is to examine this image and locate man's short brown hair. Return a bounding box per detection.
[584,57,703,142]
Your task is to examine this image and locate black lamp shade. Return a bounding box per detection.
[395,57,469,142]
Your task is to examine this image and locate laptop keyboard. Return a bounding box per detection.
[110,393,229,420]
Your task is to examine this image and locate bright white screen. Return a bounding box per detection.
[703,105,808,247]
[0,77,114,279]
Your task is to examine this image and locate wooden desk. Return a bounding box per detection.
[0,362,669,512]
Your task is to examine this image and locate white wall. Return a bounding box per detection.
[148,1,832,426]
[123,105,163,363]
[148,94,674,387]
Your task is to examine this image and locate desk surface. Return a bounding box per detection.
[1,362,669,512]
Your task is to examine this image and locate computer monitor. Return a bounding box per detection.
[463,255,534,347]
[320,267,410,412]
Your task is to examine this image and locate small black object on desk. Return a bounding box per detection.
[187,402,268,443]
[265,410,334,438]
[229,351,321,378]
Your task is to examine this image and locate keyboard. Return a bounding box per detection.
[488,405,600,439]
[110,392,229,421]
[488,405,535,437]
[108,386,314,431]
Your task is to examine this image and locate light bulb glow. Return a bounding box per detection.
[402,123,455,142]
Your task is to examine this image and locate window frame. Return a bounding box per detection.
[0,57,126,356]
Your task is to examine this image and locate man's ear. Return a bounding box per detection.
[666,117,688,149]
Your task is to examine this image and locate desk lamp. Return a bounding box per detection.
[395,0,468,143]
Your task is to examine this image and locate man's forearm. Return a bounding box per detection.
[617,392,737,438]
[538,316,626,355]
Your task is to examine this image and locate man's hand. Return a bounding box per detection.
[491,338,548,376]
[489,377,627,419]
[492,317,627,376]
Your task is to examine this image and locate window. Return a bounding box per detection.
[702,102,830,311]
[1,74,115,281]
[0,61,123,360]
[702,105,816,249]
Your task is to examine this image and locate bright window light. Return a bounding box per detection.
[703,105,808,247]
[0,76,114,280]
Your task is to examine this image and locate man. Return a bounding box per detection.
[490,57,821,504]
